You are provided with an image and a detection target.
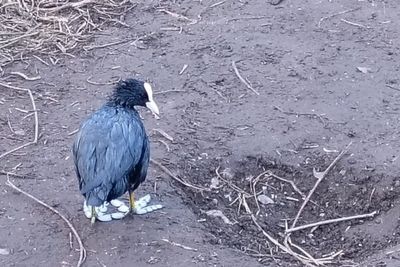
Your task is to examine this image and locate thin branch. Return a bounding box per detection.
[44,0,95,12]
[83,39,129,51]
[286,211,377,234]
[150,158,210,191]
[318,7,361,28]
[385,84,400,91]
[0,82,39,159]
[340,18,367,28]
[10,71,41,81]
[0,170,37,180]
[251,215,315,267]
[231,61,260,95]
[154,90,186,95]
[266,171,305,198]
[86,76,121,85]
[6,175,86,267]
[161,238,198,251]
[290,142,352,229]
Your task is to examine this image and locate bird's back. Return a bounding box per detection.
[72,104,150,206]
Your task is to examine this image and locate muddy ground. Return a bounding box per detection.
[1,0,400,266]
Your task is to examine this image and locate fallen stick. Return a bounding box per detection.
[10,72,41,81]
[6,175,86,267]
[44,0,95,12]
[251,215,315,266]
[154,90,187,95]
[0,170,37,180]
[83,40,129,51]
[0,82,39,159]
[231,61,260,95]
[266,171,305,198]
[150,158,210,191]
[161,238,198,251]
[286,211,377,234]
[318,7,361,28]
[340,18,367,28]
[290,142,352,228]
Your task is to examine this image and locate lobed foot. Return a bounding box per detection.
[83,201,114,222]
[133,194,163,215]
[82,194,163,222]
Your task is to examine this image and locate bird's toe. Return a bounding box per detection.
[111,212,128,220]
[98,204,108,213]
[110,199,125,207]
[97,214,113,222]
[117,204,129,213]
[83,201,92,219]
[136,194,151,209]
[134,204,163,215]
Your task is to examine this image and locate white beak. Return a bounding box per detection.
[146,100,159,117]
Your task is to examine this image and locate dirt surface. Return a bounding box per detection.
[2,0,400,266]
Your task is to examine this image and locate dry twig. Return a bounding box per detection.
[0,82,39,159]
[318,7,361,28]
[161,238,198,251]
[386,84,400,92]
[6,175,86,267]
[231,61,260,95]
[83,40,130,51]
[265,171,305,198]
[340,18,367,28]
[286,211,377,234]
[290,142,352,228]
[151,128,174,142]
[273,105,327,126]
[68,129,79,136]
[158,9,197,24]
[10,72,41,81]
[154,90,186,95]
[150,158,210,191]
[179,64,188,75]
[216,166,251,196]
[0,170,37,180]
[86,76,121,85]
[251,215,314,266]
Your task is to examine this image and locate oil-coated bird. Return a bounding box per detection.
[72,79,162,224]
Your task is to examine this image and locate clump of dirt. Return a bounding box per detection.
[178,154,400,266]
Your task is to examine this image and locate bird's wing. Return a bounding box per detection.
[129,132,150,190]
[73,108,146,199]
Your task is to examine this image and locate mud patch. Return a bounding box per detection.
[178,154,400,266]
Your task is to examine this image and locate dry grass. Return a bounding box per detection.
[0,0,136,68]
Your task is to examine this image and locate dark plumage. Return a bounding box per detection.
[72,79,159,223]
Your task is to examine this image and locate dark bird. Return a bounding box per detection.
[72,79,161,224]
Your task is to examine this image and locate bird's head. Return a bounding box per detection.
[111,79,159,117]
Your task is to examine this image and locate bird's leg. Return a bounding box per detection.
[129,191,136,212]
[91,206,96,225]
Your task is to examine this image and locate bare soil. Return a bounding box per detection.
[2,1,400,266]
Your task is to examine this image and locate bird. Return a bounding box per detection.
[72,78,162,224]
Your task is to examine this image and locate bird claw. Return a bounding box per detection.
[83,194,163,222]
